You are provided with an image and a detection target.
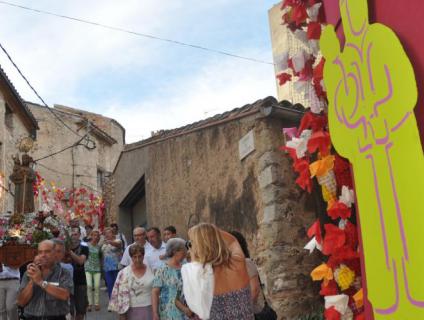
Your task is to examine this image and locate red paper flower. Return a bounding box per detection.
[276,72,292,86]
[307,21,322,39]
[298,57,315,81]
[333,155,353,189]
[327,201,351,220]
[291,5,308,26]
[323,224,346,255]
[298,112,327,134]
[307,131,331,155]
[281,145,299,162]
[320,280,339,296]
[324,307,341,320]
[294,158,312,192]
[307,219,322,244]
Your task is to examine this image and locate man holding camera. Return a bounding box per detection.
[17,240,73,320]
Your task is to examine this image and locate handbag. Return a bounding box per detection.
[254,276,277,320]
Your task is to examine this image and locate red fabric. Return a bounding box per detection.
[276,72,292,86]
[323,224,346,255]
[327,201,351,220]
[313,58,327,98]
[320,280,339,296]
[307,219,323,244]
[307,21,322,39]
[307,130,331,155]
[324,307,341,320]
[344,221,359,250]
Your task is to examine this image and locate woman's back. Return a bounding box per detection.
[213,255,249,294]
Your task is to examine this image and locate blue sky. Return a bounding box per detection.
[0,0,281,142]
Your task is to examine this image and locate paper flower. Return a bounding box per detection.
[323,224,346,255]
[283,127,298,139]
[307,130,331,155]
[294,158,313,192]
[327,201,351,220]
[324,306,341,320]
[276,72,292,86]
[304,236,322,253]
[353,289,364,309]
[298,111,327,133]
[307,219,322,243]
[334,264,355,291]
[311,263,333,285]
[306,2,322,21]
[286,129,312,158]
[274,51,289,72]
[320,280,339,296]
[307,21,322,39]
[310,155,335,178]
[339,186,355,207]
[325,294,350,315]
[292,51,307,73]
[293,29,308,44]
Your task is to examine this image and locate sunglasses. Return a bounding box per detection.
[185,240,192,250]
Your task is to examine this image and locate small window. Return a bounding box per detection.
[5,103,13,131]
[97,169,105,192]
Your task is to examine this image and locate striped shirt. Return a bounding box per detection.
[19,263,73,317]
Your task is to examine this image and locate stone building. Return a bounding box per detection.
[111,96,321,318]
[26,103,125,217]
[0,66,38,214]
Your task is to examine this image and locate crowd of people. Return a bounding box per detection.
[0,221,271,320]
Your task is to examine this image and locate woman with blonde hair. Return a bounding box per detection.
[182,223,254,319]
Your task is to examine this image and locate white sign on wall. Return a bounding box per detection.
[239,130,255,160]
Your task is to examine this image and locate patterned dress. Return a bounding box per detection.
[209,286,254,320]
[152,264,185,320]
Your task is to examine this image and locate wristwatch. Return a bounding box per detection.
[41,281,48,289]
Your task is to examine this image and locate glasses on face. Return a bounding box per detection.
[185,240,192,250]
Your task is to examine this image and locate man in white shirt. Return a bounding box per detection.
[120,227,152,267]
[0,263,20,320]
[145,227,166,271]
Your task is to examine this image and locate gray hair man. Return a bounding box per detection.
[17,240,73,320]
[120,227,152,267]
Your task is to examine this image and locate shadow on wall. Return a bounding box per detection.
[208,168,258,234]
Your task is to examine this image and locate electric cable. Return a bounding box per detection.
[0,0,274,66]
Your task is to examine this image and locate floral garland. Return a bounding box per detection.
[34,172,105,228]
[278,1,364,319]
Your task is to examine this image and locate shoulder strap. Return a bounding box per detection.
[257,274,270,305]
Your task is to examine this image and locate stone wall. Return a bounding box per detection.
[113,105,321,317]
[0,92,34,214]
[28,103,124,196]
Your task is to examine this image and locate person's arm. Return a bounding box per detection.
[69,249,87,265]
[152,287,160,320]
[107,239,122,249]
[249,276,261,304]
[31,264,70,301]
[17,272,34,307]
[219,230,245,258]
[175,299,194,318]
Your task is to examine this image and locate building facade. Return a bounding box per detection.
[26,103,125,220]
[111,96,321,318]
[0,66,38,215]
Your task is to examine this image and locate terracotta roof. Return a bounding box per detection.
[124,96,304,152]
[0,64,38,130]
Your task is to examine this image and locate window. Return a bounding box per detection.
[5,103,13,131]
[97,169,105,192]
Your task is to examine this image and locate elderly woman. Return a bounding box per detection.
[109,244,154,320]
[152,238,193,320]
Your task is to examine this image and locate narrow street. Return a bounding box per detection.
[86,288,117,320]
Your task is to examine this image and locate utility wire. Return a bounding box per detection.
[33,134,88,162]
[36,162,98,179]
[0,41,86,137]
[0,0,275,66]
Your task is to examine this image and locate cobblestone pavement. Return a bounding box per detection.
[86,287,117,320]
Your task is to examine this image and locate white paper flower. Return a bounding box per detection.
[304,236,322,254]
[339,186,355,207]
[294,29,308,45]
[307,3,322,21]
[274,51,289,72]
[286,129,312,158]
[325,294,349,315]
